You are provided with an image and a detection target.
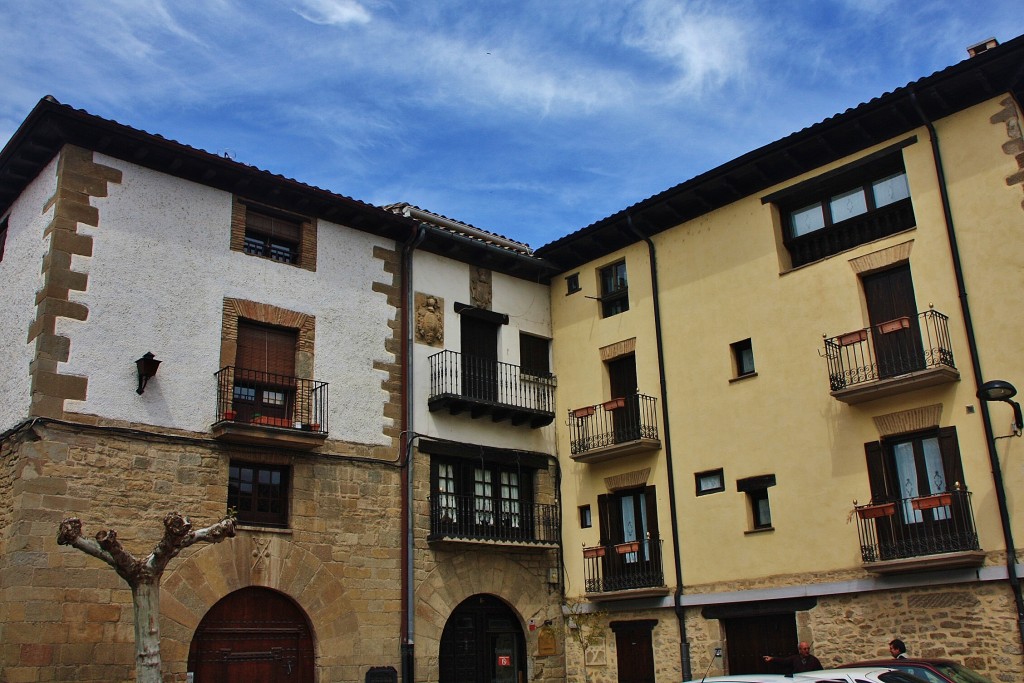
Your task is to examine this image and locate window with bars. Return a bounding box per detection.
[228,461,290,527]
[431,457,532,529]
[244,209,301,263]
[519,333,551,378]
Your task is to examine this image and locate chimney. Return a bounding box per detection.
[966,38,999,58]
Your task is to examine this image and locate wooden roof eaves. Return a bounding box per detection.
[0,98,417,243]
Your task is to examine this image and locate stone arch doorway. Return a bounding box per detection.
[439,594,525,683]
[187,586,315,683]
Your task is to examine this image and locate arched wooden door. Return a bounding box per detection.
[188,587,314,683]
[439,594,525,683]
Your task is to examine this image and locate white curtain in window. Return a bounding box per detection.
[894,442,923,523]
[474,468,493,524]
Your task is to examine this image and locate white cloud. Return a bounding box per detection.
[292,0,372,26]
[621,0,752,94]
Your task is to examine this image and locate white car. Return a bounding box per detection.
[793,667,930,683]
[700,668,929,683]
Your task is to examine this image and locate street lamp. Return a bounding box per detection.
[976,378,1024,650]
[977,379,1024,434]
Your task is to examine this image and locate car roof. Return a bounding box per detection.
[793,668,903,681]
[699,675,791,682]
[845,658,960,666]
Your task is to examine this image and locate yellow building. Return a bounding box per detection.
[538,35,1024,681]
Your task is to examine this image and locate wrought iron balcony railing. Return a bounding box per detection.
[568,394,659,456]
[583,538,665,594]
[824,308,955,391]
[427,349,556,428]
[854,489,980,565]
[428,493,559,545]
[215,366,328,434]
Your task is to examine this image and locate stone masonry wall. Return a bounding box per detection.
[0,421,404,683]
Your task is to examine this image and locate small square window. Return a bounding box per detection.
[231,198,316,271]
[566,273,581,294]
[731,339,755,378]
[579,505,592,528]
[696,469,725,496]
[228,461,290,528]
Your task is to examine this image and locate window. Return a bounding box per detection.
[430,457,533,535]
[244,209,301,263]
[519,333,551,377]
[737,474,776,531]
[599,261,629,317]
[233,321,298,425]
[865,427,965,513]
[765,141,917,267]
[228,461,290,527]
[731,339,755,377]
[231,199,316,271]
[579,505,592,528]
[566,273,580,294]
[696,469,725,495]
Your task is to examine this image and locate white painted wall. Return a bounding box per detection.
[0,157,58,432]
[56,154,394,445]
[411,249,555,453]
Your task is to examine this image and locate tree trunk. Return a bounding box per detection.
[133,580,163,683]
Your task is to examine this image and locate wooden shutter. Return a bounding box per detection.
[246,210,301,242]
[864,440,891,503]
[237,322,296,377]
[937,427,966,490]
[643,486,660,541]
[597,494,611,546]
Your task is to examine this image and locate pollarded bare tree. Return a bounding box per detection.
[57,511,236,683]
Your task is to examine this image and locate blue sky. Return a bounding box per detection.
[2,1,1022,248]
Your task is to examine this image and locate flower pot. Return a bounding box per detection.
[223,410,237,421]
[878,316,911,334]
[912,493,953,510]
[838,329,867,346]
[582,546,606,559]
[857,502,896,519]
[572,406,596,419]
[602,397,626,411]
[614,541,640,554]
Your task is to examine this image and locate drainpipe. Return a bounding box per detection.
[626,215,692,680]
[400,222,428,683]
[910,90,1024,649]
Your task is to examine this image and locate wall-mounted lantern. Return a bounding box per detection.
[136,352,161,394]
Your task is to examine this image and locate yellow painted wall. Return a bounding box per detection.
[553,94,1024,592]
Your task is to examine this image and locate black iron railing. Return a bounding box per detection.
[428,349,555,413]
[785,198,915,267]
[854,489,979,563]
[568,394,659,455]
[583,539,664,593]
[215,366,328,434]
[428,493,559,544]
[824,308,955,391]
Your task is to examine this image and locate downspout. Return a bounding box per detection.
[626,215,692,681]
[910,89,1024,648]
[400,222,428,683]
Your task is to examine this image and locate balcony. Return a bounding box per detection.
[568,394,660,463]
[427,350,556,428]
[854,489,984,574]
[427,493,559,549]
[582,539,669,601]
[211,367,328,450]
[824,308,958,404]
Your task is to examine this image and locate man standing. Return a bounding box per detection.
[889,638,908,659]
[763,641,823,674]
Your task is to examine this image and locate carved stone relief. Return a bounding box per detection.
[415,292,444,347]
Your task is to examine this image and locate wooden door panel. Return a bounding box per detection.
[724,613,797,675]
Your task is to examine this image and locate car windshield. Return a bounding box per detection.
[932,663,993,683]
[879,672,935,683]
